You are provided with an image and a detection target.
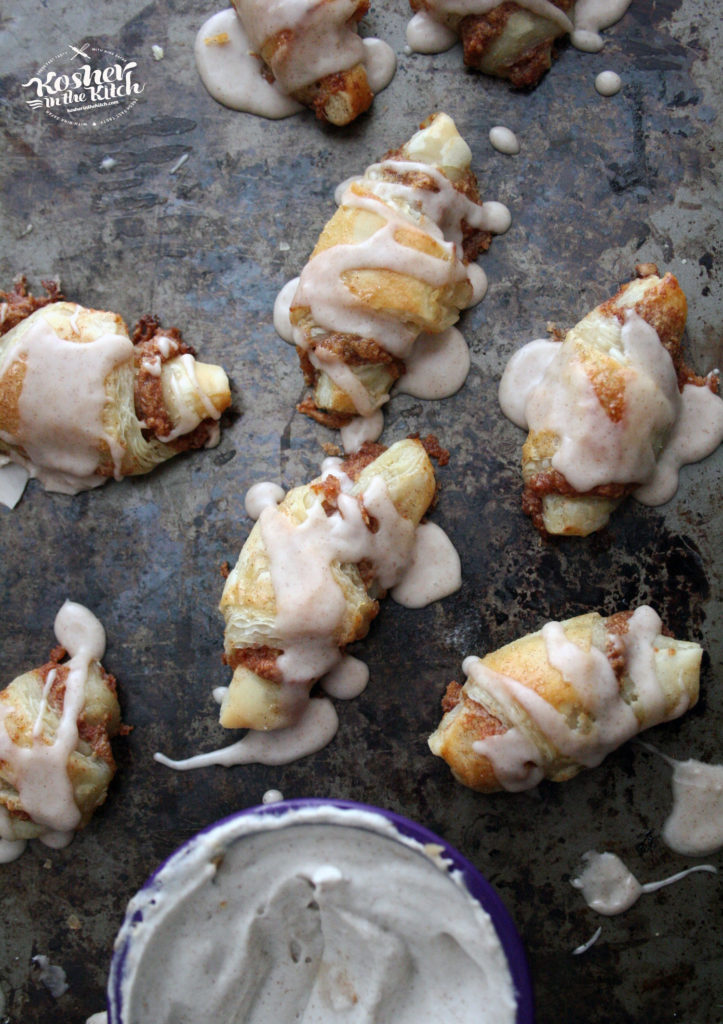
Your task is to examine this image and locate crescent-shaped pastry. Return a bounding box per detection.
[0,602,122,852]
[0,278,231,498]
[288,112,509,425]
[219,438,437,731]
[429,607,702,793]
[409,1,574,87]
[231,0,377,125]
[500,268,722,536]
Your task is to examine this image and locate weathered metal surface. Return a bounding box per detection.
[0,1,720,1021]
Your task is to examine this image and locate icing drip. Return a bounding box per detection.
[638,742,723,857]
[572,851,716,915]
[154,698,339,770]
[260,474,416,683]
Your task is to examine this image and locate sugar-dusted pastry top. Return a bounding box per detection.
[429,607,702,793]
[498,268,723,536]
[406,1,634,85]
[195,0,395,125]
[276,112,510,433]
[0,602,123,860]
[0,278,231,502]
[219,437,450,732]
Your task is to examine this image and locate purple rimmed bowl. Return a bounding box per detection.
[108,798,534,1024]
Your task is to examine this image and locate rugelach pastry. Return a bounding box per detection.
[429,607,702,792]
[231,0,378,124]
[0,278,231,498]
[0,602,122,848]
[288,112,508,426]
[219,438,437,730]
[500,268,722,536]
[409,0,574,86]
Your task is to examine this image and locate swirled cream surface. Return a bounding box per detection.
[111,807,518,1024]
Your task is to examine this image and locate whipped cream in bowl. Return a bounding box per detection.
[107,799,533,1023]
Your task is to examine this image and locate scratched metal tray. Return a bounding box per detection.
[0,2,720,1021]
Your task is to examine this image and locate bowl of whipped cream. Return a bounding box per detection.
[108,798,534,1023]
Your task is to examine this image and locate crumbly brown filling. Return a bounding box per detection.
[0,276,64,337]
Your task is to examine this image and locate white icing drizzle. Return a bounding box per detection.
[32,955,69,998]
[406,11,458,53]
[361,37,397,93]
[0,459,30,509]
[394,326,471,400]
[245,480,286,520]
[468,607,689,791]
[467,262,489,304]
[320,653,369,700]
[0,602,106,856]
[489,126,520,156]
[498,337,559,428]
[638,742,723,857]
[340,409,385,452]
[634,382,723,505]
[571,0,633,52]
[663,759,723,856]
[234,0,365,93]
[293,193,466,360]
[499,318,723,504]
[0,312,132,492]
[195,9,305,118]
[154,697,339,770]
[273,276,300,344]
[406,1,632,56]
[571,851,716,915]
[195,2,394,119]
[260,473,417,683]
[390,521,462,608]
[571,925,602,956]
[595,70,622,96]
[261,788,284,804]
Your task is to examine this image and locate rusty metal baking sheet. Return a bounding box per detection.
[0,1,721,1021]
